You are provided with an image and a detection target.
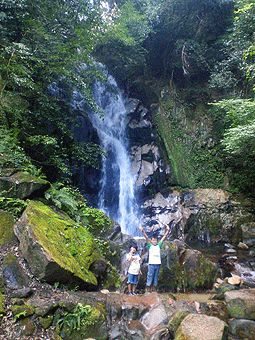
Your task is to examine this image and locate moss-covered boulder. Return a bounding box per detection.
[224,289,255,320]
[14,200,107,289]
[159,241,218,291]
[0,172,49,199]
[58,303,107,340]
[0,210,17,246]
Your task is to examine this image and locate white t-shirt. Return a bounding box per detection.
[127,252,141,275]
[148,241,162,264]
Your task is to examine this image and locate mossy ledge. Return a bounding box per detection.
[14,200,105,290]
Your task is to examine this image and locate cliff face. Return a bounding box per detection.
[128,78,225,191]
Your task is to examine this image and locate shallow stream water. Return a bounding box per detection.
[188,241,255,287]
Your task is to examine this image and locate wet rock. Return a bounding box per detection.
[237,242,249,250]
[141,293,167,331]
[227,275,242,286]
[159,241,218,291]
[11,288,33,299]
[212,282,237,300]
[224,289,255,320]
[0,171,49,199]
[175,313,228,340]
[2,253,30,289]
[149,325,171,340]
[229,319,255,340]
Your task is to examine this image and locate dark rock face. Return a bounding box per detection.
[0,172,50,199]
[71,114,102,207]
[2,253,30,289]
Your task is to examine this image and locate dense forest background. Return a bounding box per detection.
[0,0,255,217]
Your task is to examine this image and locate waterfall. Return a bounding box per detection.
[89,74,140,236]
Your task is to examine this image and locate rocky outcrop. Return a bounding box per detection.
[0,171,49,199]
[159,240,219,291]
[140,187,255,248]
[175,313,228,340]
[13,200,110,290]
[224,289,255,320]
[0,211,17,246]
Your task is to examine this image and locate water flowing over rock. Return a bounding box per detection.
[89,73,140,236]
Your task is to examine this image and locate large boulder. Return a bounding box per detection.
[2,253,30,289]
[159,240,219,291]
[175,314,228,340]
[0,172,49,199]
[229,319,255,340]
[14,200,107,289]
[224,289,255,320]
[0,210,17,246]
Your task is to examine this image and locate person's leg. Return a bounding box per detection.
[147,264,155,292]
[152,264,160,291]
[132,275,138,294]
[127,273,133,295]
[132,284,135,294]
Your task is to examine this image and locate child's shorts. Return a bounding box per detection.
[127,273,138,284]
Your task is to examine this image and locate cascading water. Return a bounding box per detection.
[89,74,140,236]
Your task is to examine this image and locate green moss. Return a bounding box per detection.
[25,201,101,286]
[168,310,191,336]
[154,112,195,188]
[0,211,17,245]
[0,292,6,316]
[20,317,36,336]
[11,304,34,319]
[58,303,107,340]
[39,315,54,328]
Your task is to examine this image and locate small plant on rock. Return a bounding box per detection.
[57,303,95,334]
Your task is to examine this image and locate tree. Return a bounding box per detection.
[0,0,104,181]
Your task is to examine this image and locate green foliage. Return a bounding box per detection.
[14,310,27,320]
[94,1,150,83]
[0,194,27,217]
[209,0,255,94]
[210,98,255,195]
[57,303,95,334]
[45,183,80,218]
[0,128,34,170]
[0,0,105,181]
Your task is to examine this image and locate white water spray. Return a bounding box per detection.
[90,74,140,236]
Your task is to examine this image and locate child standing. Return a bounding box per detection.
[127,244,141,295]
[139,224,170,292]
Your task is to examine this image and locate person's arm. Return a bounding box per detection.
[139,224,150,244]
[127,249,135,262]
[161,225,170,244]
